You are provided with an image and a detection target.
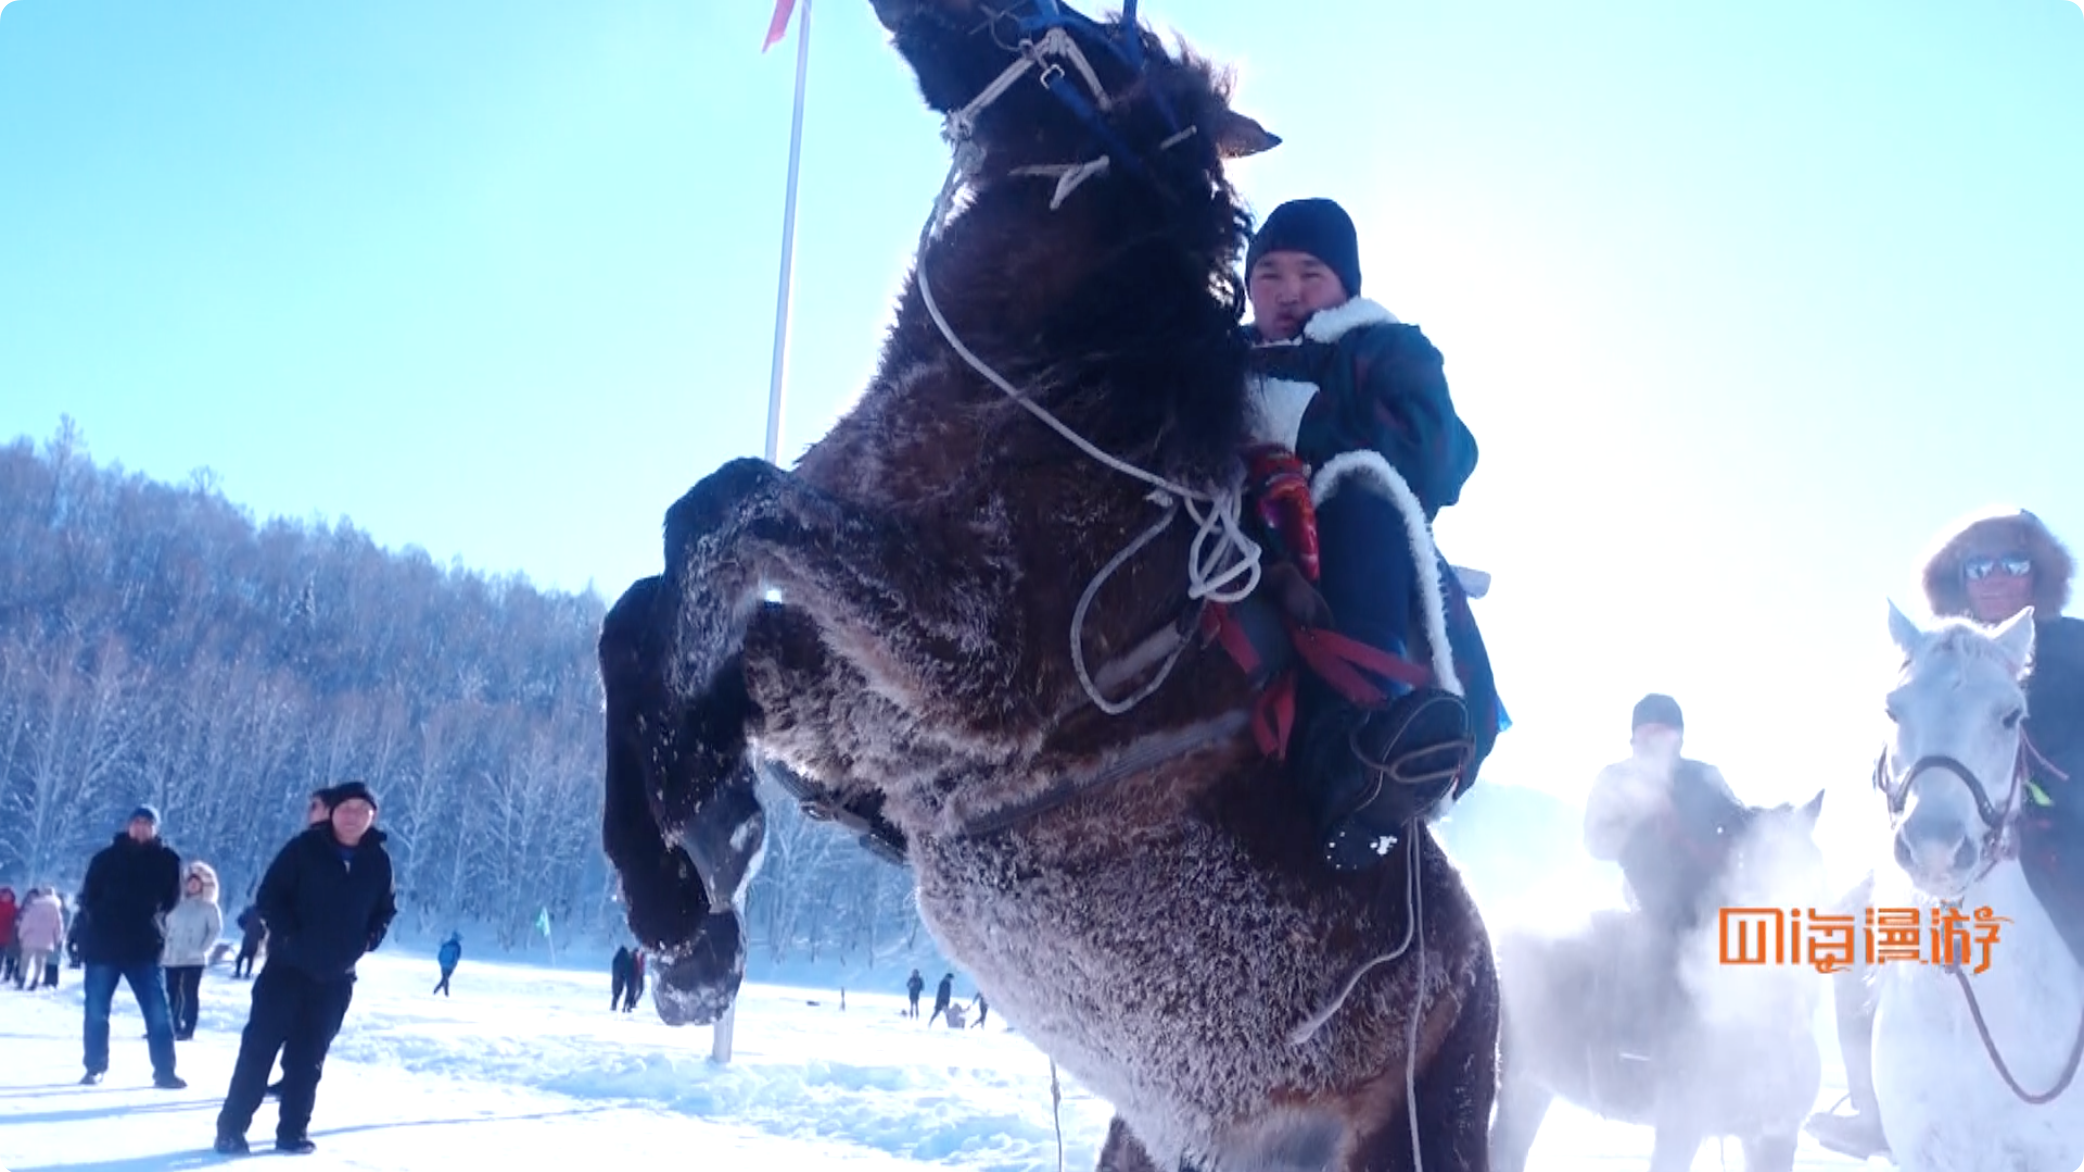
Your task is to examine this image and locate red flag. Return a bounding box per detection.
[762,0,798,52]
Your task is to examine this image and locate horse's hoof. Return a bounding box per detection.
[651,910,747,1027]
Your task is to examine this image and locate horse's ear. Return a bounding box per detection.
[1799,788,1825,828]
[1887,599,1925,659]
[1991,605,2037,676]
[1212,110,1280,159]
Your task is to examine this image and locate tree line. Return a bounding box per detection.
[0,418,927,963]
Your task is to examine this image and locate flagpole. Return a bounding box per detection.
[763,0,812,467]
[720,0,809,1067]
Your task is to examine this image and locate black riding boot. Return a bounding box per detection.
[1296,487,1472,872]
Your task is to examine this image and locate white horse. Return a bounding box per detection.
[1869,602,2084,1172]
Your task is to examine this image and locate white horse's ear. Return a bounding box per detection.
[1990,605,2037,676]
[1887,599,1925,658]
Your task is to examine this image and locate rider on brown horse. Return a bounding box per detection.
[1581,693,1749,1058]
[1806,506,2084,1160]
[1237,197,1506,872]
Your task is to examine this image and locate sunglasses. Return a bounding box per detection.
[1963,554,2033,582]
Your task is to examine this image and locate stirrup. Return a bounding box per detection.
[1350,691,1473,793]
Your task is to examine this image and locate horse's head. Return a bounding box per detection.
[1879,600,2036,902]
[1718,789,1830,916]
[872,0,1276,255]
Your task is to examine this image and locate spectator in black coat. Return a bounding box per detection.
[77,806,184,1089]
[213,782,396,1157]
[611,946,633,1011]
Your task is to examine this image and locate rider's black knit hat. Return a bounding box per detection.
[1246,198,1363,297]
[1632,693,1684,732]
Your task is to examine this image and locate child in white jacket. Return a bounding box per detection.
[161,862,223,1042]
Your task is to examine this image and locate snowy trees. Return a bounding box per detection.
[0,421,923,960]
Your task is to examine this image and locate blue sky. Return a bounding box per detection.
[3,0,2080,848]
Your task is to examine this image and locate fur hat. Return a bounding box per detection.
[1246,198,1363,298]
[1919,507,2074,619]
[129,805,160,827]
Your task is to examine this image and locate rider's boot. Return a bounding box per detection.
[1803,962,1890,1159]
[1294,487,1472,872]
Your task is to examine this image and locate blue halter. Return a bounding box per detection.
[1005,0,1186,182]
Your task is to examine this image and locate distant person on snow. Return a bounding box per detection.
[611,946,634,1011]
[77,806,185,1090]
[1806,507,2084,1161]
[971,992,989,1029]
[1,886,18,986]
[624,948,645,1012]
[233,902,266,979]
[13,888,66,989]
[905,969,924,1018]
[433,932,461,996]
[215,781,396,1157]
[926,972,954,1026]
[161,861,224,1041]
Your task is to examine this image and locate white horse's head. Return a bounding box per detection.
[1879,600,2036,902]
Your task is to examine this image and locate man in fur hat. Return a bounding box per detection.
[1238,196,1506,872]
[1806,507,2084,1159]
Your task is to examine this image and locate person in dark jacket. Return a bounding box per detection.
[926,972,954,1026]
[433,932,461,996]
[624,948,645,1012]
[1807,507,2084,1160]
[214,781,396,1156]
[1240,198,1507,872]
[233,903,265,979]
[905,968,924,1018]
[611,946,633,1011]
[77,806,185,1089]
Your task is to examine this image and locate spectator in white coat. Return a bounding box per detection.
[161,861,223,1041]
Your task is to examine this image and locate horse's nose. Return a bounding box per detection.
[1894,818,1977,881]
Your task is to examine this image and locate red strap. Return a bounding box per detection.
[1204,603,1439,761]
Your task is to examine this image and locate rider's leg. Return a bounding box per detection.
[1804,873,1889,1159]
[1295,484,1471,871]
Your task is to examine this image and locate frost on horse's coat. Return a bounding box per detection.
[597,2,1499,1168]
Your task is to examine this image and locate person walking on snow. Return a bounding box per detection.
[927,972,954,1026]
[625,948,645,1012]
[905,968,924,1018]
[263,786,339,1100]
[161,861,224,1041]
[0,886,18,986]
[214,781,396,1157]
[77,806,185,1089]
[233,902,265,979]
[13,888,66,989]
[1237,198,1506,872]
[433,932,461,996]
[611,946,633,1011]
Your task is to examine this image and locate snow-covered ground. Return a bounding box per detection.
[0,947,1870,1170]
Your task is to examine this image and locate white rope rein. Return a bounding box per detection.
[915,29,1262,717]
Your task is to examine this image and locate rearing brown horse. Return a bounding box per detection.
[598,3,1498,1168]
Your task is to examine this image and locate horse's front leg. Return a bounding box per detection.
[664,457,1033,756]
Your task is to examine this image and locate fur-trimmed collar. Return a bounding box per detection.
[1920,506,2074,619]
[1245,298,1401,348]
[1303,297,1399,343]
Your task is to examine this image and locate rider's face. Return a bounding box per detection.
[1963,553,2035,625]
[1248,251,1348,342]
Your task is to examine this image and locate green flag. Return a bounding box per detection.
[534,907,552,938]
